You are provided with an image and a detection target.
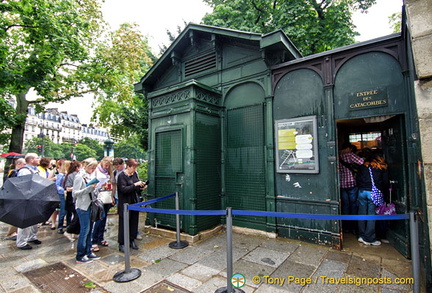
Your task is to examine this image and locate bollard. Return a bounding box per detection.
[113,203,142,282]
[409,211,420,293]
[169,192,189,249]
[215,207,245,293]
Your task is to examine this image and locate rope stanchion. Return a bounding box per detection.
[169,192,189,249]
[114,193,417,288]
[215,207,245,293]
[113,203,141,282]
[409,211,421,293]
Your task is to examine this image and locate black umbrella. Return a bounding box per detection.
[6,154,25,159]
[0,174,59,228]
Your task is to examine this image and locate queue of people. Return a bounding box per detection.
[2,154,147,264]
[339,143,390,246]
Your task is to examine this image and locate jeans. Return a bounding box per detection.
[92,204,110,244]
[357,189,377,242]
[76,207,93,260]
[341,187,359,232]
[58,193,72,229]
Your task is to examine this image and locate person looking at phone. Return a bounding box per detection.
[117,158,147,252]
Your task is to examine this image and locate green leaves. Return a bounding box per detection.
[0,0,156,153]
[202,0,376,56]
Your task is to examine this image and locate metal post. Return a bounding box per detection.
[226,207,233,293]
[215,208,244,293]
[169,192,188,249]
[409,211,420,293]
[113,203,141,282]
[123,203,131,271]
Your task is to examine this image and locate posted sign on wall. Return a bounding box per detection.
[275,116,319,173]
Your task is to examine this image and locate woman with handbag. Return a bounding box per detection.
[72,158,99,263]
[91,156,113,252]
[117,158,147,252]
[356,151,389,246]
[64,161,82,240]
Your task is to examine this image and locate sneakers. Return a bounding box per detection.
[58,228,64,234]
[29,239,42,245]
[136,234,143,240]
[87,253,100,260]
[358,237,381,246]
[76,256,93,264]
[18,244,32,250]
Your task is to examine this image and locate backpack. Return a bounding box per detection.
[7,169,18,179]
[7,166,31,179]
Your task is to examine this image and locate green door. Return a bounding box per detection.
[225,104,266,229]
[154,129,183,228]
[381,115,409,257]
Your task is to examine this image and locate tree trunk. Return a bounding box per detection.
[9,90,30,153]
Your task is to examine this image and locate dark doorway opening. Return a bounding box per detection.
[337,115,409,258]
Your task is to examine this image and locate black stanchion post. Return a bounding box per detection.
[113,203,142,282]
[215,208,244,293]
[409,211,420,293]
[169,192,189,249]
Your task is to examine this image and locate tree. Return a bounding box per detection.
[24,136,63,158]
[79,137,104,160]
[113,135,147,160]
[0,0,105,154]
[73,144,96,161]
[90,23,156,149]
[0,98,21,145]
[201,0,376,56]
[389,12,402,33]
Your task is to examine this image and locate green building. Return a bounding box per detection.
[135,23,430,285]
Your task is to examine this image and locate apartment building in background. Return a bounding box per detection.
[24,106,109,146]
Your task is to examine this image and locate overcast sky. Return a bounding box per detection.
[48,0,403,124]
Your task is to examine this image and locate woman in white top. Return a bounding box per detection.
[91,156,113,252]
[72,159,99,264]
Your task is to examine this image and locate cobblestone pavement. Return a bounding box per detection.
[0,213,415,292]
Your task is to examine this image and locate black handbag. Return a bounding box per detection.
[89,193,105,222]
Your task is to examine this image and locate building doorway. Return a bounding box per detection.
[337,115,409,257]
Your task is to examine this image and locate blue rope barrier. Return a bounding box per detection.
[128,194,409,220]
[129,193,176,208]
[232,209,409,220]
[128,205,227,216]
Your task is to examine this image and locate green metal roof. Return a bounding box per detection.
[135,23,301,93]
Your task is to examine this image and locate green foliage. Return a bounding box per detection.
[73,144,97,161]
[389,12,402,33]
[201,0,376,56]
[90,23,156,149]
[24,136,63,158]
[79,137,104,160]
[137,162,148,181]
[114,135,147,160]
[0,0,105,153]
[0,1,154,154]
[0,98,21,144]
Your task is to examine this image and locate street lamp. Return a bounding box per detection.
[104,138,114,157]
[70,139,77,161]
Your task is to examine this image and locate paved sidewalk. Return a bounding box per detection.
[0,214,414,292]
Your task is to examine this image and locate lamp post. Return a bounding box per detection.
[70,139,77,161]
[37,126,46,157]
[104,138,114,157]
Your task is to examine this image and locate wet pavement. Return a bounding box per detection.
[0,213,415,292]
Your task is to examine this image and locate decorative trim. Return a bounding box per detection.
[152,89,191,107]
